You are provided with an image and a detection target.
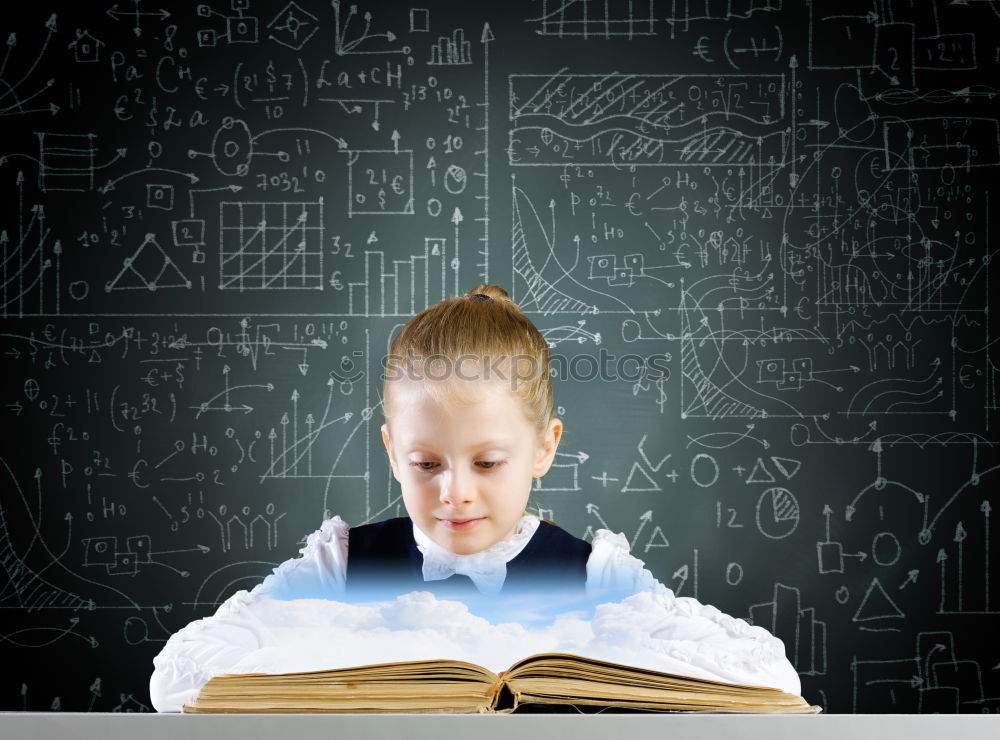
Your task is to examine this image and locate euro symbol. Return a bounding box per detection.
[693,36,714,63]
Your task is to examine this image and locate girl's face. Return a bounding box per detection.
[381,379,562,555]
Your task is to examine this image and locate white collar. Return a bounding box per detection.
[411,515,540,596]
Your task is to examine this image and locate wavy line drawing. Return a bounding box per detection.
[0,458,92,614]
[0,457,141,625]
[511,179,628,315]
[678,274,808,419]
[511,73,784,126]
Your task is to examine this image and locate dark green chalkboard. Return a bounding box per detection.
[0,0,997,714]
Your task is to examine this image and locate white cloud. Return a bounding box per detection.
[224,589,801,695]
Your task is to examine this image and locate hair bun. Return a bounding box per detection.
[464,284,511,303]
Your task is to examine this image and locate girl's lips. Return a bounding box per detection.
[438,517,484,530]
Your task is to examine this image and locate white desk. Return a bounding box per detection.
[1,713,998,739]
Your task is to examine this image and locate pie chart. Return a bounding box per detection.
[756,486,800,539]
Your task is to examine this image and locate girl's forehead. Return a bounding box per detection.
[391,377,514,409]
[385,380,537,439]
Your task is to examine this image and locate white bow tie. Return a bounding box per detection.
[419,550,508,596]
[412,517,539,597]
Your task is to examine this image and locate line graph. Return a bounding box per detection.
[219,199,324,290]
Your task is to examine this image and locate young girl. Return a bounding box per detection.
[149,284,801,712]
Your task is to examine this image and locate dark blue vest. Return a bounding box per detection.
[345,517,591,600]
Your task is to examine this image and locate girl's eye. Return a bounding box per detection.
[408,461,507,472]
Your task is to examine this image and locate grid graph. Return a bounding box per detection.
[219,199,324,290]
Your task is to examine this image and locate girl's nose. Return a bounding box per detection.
[439,469,476,506]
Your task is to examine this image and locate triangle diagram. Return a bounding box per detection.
[747,457,776,483]
[853,578,905,622]
[623,462,660,492]
[105,234,191,291]
[643,525,670,551]
[770,456,802,479]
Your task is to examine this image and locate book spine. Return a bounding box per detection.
[489,678,516,712]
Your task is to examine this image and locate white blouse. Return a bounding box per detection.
[149,515,801,712]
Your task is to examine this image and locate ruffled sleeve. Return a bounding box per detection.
[251,515,349,601]
[584,528,801,696]
[586,528,668,597]
[149,515,350,712]
[148,589,278,712]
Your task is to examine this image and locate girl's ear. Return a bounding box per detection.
[381,424,402,482]
[532,417,563,478]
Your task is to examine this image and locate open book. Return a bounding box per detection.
[182,652,822,714]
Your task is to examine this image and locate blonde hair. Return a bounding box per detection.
[381,284,555,444]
